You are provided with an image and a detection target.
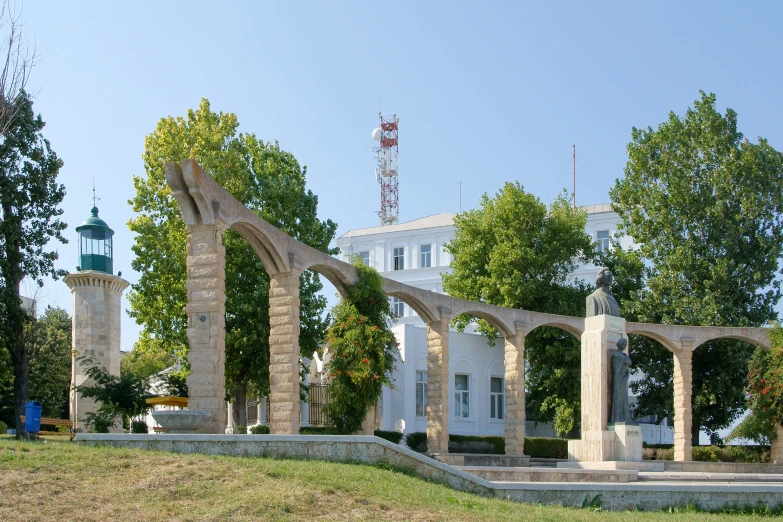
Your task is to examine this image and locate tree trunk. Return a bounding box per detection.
[233,383,247,428]
[2,209,28,439]
[691,415,700,447]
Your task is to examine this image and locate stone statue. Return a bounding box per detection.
[610,337,632,424]
[586,267,621,318]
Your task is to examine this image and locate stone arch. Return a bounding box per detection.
[228,221,289,275]
[305,263,354,298]
[384,290,439,324]
[525,321,583,341]
[454,309,514,338]
[692,333,770,351]
[624,330,679,353]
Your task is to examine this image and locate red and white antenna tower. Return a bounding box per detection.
[372,113,399,226]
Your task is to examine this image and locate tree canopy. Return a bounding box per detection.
[128,99,337,426]
[611,91,783,443]
[442,183,595,434]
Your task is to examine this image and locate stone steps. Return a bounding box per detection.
[638,472,783,483]
[458,466,638,483]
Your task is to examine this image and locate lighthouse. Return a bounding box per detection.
[65,204,129,432]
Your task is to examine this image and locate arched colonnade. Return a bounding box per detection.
[167,160,770,462]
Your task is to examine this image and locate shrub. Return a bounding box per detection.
[0,420,6,434]
[402,433,570,457]
[130,420,148,434]
[691,445,769,463]
[323,262,399,434]
[643,447,673,460]
[250,425,270,434]
[374,429,403,444]
[449,434,505,454]
[524,437,568,459]
[299,426,336,435]
[405,431,427,453]
[235,425,247,434]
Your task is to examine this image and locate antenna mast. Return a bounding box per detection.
[572,145,576,209]
[373,113,399,225]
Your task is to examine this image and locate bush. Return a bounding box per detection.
[130,420,148,434]
[0,420,6,434]
[299,426,336,435]
[449,434,505,454]
[235,425,247,434]
[374,429,403,444]
[405,431,427,453]
[692,445,769,463]
[524,437,568,459]
[250,425,270,434]
[402,433,570,457]
[643,447,673,460]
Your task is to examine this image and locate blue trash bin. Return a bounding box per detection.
[24,401,42,433]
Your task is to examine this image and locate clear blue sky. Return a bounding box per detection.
[19,1,783,351]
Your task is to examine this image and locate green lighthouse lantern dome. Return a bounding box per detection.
[75,205,114,274]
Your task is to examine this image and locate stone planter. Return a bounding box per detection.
[152,410,212,434]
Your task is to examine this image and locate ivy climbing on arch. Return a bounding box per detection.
[323,260,399,434]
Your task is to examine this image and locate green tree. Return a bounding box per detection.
[728,325,783,446]
[128,99,336,427]
[0,93,66,437]
[442,183,595,434]
[27,306,72,418]
[76,356,156,431]
[120,333,176,381]
[611,91,783,444]
[323,260,398,434]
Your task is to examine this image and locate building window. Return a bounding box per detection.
[392,297,405,318]
[416,371,428,417]
[420,244,432,268]
[490,377,504,420]
[393,247,405,270]
[358,250,370,266]
[597,230,610,253]
[454,374,470,418]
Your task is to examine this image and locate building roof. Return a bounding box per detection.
[339,213,457,239]
[581,203,613,214]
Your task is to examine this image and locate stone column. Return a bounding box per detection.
[65,271,129,433]
[504,325,526,456]
[268,269,302,434]
[360,409,375,435]
[673,349,693,461]
[185,223,227,434]
[426,310,451,455]
[771,425,783,464]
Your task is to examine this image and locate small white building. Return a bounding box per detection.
[333,207,674,444]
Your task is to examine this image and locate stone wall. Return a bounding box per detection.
[65,271,129,433]
[76,434,783,512]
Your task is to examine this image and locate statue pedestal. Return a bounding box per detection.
[609,423,642,462]
[568,314,631,462]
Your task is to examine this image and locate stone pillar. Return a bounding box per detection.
[268,269,302,434]
[256,399,264,426]
[65,271,130,433]
[226,401,234,433]
[504,326,526,456]
[359,409,375,435]
[185,224,227,434]
[673,349,693,462]
[426,310,451,455]
[771,425,783,464]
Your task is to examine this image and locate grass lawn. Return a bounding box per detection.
[0,435,779,521]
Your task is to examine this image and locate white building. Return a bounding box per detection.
[333,206,674,445]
